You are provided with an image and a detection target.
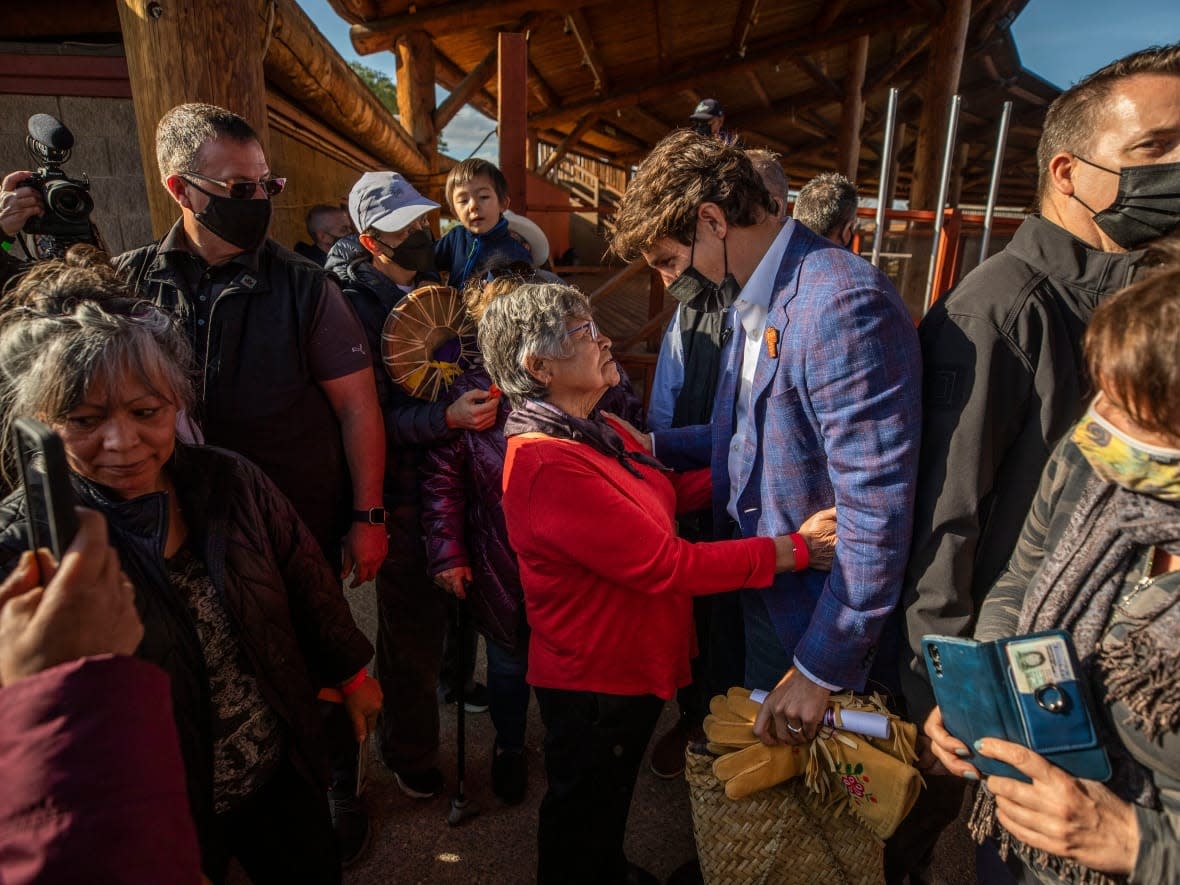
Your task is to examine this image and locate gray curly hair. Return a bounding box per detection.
[477,282,592,406]
[0,249,194,485]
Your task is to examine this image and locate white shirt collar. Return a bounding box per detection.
[735,221,792,314]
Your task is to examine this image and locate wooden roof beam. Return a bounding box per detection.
[528,59,562,110]
[793,55,843,101]
[265,0,430,174]
[434,45,497,131]
[350,0,615,55]
[529,6,924,129]
[865,27,933,95]
[730,0,762,58]
[565,8,609,95]
[747,70,772,109]
[905,0,946,19]
[813,0,853,33]
[434,49,498,120]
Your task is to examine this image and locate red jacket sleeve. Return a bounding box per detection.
[508,444,775,596]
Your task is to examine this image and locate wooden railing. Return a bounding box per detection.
[535,145,630,237]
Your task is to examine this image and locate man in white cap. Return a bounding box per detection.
[326,172,498,837]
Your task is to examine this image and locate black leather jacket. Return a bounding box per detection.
[0,444,372,862]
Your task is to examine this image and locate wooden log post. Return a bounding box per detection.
[498,32,528,213]
[836,36,869,182]
[396,30,438,159]
[907,0,970,210]
[116,0,269,237]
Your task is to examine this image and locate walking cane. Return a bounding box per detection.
[448,593,480,826]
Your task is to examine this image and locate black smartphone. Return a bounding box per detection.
[12,417,78,559]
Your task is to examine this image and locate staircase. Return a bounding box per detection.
[536,145,629,240]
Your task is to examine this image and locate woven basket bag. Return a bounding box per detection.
[685,747,885,885]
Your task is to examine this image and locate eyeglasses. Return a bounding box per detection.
[562,319,600,342]
[181,171,287,200]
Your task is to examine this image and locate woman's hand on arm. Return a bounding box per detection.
[769,506,838,573]
[976,737,1140,876]
[797,506,836,571]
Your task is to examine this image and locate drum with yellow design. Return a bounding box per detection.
[380,284,477,402]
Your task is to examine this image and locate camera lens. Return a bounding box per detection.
[45,180,93,221]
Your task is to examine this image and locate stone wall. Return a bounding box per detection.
[0,93,152,255]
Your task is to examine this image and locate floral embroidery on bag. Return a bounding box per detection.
[839,762,878,804]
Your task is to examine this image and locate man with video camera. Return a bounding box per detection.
[0,171,44,288]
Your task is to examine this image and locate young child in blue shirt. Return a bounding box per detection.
[435,158,533,290]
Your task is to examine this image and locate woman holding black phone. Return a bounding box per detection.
[0,248,379,884]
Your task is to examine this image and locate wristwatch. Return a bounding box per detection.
[351,507,387,525]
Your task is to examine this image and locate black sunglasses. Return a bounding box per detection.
[182,171,287,200]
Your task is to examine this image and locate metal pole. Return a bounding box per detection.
[979,100,1013,264]
[923,94,962,314]
[871,88,900,268]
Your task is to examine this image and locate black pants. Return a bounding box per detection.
[535,688,664,885]
[676,591,746,726]
[207,758,340,885]
[374,562,447,773]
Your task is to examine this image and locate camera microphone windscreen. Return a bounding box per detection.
[28,114,74,151]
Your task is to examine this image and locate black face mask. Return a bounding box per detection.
[1072,156,1180,250]
[666,235,741,313]
[186,180,272,252]
[382,228,435,273]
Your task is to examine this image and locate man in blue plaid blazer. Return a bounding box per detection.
[612,131,922,743]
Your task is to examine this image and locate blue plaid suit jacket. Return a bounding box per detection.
[657,222,922,690]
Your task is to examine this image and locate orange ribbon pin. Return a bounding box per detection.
[765,326,779,359]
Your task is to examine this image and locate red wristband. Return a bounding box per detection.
[340,669,368,697]
[789,532,810,571]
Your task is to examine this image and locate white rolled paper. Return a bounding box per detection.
[746,689,892,739]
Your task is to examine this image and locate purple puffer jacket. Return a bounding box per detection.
[421,362,645,652]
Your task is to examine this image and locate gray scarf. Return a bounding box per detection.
[969,471,1180,884]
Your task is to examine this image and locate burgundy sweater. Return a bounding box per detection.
[0,656,200,884]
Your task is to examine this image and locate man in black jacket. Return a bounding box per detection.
[329,172,498,804]
[114,103,387,585]
[896,42,1180,881]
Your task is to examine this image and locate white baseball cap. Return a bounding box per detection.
[348,171,439,233]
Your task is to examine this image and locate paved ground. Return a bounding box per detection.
[328,582,979,885]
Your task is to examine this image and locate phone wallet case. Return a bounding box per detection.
[922,629,1112,783]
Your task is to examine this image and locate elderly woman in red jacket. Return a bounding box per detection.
[478,281,835,885]
[422,272,646,806]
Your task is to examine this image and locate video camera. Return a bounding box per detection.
[18,114,100,257]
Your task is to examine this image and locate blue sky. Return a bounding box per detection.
[299,0,1180,159]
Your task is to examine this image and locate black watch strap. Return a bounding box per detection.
[351,507,387,525]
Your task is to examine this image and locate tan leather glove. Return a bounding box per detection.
[702,687,763,753]
[712,741,809,800]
